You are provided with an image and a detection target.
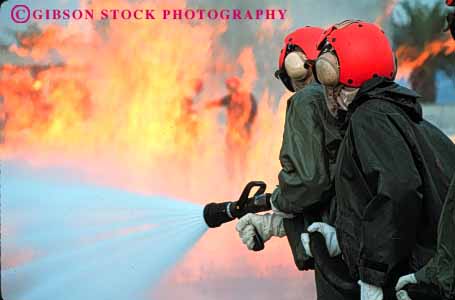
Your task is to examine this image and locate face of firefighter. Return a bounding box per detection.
[284,51,313,91]
[316,51,359,117]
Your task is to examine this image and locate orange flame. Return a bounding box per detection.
[0,0,294,282]
[0,0,291,200]
[3,1,227,167]
[396,36,455,79]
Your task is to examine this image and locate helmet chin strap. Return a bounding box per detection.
[323,85,359,117]
[337,86,359,110]
[323,86,342,117]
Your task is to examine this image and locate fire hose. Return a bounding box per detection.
[203,181,443,300]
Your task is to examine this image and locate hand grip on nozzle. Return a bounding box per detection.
[203,181,271,252]
[252,229,264,251]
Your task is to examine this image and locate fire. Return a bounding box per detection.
[396,36,455,80]
[1,0,292,281]
[2,0,230,183]
[0,0,292,204]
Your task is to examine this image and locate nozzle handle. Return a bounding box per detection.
[252,228,265,251]
[236,181,267,210]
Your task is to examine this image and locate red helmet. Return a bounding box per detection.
[276,26,324,92]
[278,26,324,69]
[314,20,396,88]
[447,0,455,7]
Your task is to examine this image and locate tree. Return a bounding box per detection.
[392,0,455,103]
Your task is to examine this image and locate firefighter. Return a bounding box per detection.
[235,26,356,299]
[302,20,455,300]
[205,76,257,178]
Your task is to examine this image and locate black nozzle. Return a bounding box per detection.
[203,201,265,251]
[203,202,234,228]
[203,181,271,251]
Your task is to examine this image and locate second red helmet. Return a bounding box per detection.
[315,20,396,88]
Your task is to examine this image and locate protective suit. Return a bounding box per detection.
[306,20,455,299]
[267,81,360,300]
[334,77,455,291]
[271,81,342,269]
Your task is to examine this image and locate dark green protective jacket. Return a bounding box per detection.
[415,174,455,299]
[271,82,343,270]
[334,77,455,288]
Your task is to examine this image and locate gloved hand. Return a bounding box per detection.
[236,213,286,250]
[395,273,417,300]
[300,222,341,257]
[358,280,383,300]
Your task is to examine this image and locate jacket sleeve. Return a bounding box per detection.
[272,100,333,214]
[350,111,423,286]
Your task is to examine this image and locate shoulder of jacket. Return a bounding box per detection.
[350,99,400,124]
[290,85,324,114]
[294,83,324,101]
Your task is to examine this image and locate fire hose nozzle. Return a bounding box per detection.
[203,181,271,251]
[203,202,235,228]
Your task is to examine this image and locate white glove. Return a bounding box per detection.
[395,273,417,300]
[300,222,341,257]
[358,280,383,300]
[396,290,413,300]
[236,213,286,250]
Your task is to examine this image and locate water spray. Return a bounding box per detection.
[1,162,208,300]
